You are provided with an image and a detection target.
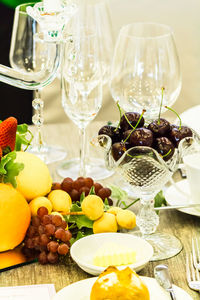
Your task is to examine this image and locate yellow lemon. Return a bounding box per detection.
[93,212,118,234]
[81,195,104,221]
[116,210,136,230]
[15,151,52,201]
[29,196,52,216]
[48,190,72,213]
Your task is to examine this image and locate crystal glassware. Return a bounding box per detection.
[57,0,114,179]
[97,132,199,261]
[58,31,103,178]
[9,3,66,164]
[110,22,181,120]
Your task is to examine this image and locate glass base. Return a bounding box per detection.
[57,157,114,180]
[129,231,182,261]
[27,144,67,165]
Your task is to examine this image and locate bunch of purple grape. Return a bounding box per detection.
[23,207,71,264]
[99,111,192,161]
[52,176,112,204]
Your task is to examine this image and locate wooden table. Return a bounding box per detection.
[0,122,200,299]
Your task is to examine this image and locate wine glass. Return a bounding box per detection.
[57,0,114,179]
[9,2,67,164]
[110,22,181,195]
[59,30,103,178]
[110,22,181,120]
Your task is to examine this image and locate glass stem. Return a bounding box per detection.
[79,126,87,177]
[136,194,159,235]
[32,89,45,150]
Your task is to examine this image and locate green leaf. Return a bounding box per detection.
[70,203,82,212]
[15,125,33,151]
[108,184,128,203]
[103,198,110,211]
[0,152,24,188]
[69,215,93,229]
[80,192,85,203]
[17,124,28,134]
[154,190,167,208]
[89,186,96,195]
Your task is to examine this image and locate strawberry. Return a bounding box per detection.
[0,117,18,152]
[0,146,2,160]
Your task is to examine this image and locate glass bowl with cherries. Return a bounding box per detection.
[97,103,200,261]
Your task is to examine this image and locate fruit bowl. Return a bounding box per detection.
[96,132,200,260]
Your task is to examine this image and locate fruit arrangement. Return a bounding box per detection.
[46,176,136,243]
[98,102,193,162]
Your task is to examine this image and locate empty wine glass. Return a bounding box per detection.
[9,2,67,164]
[58,30,103,178]
[110,22,181,120]
[57,0,114,179]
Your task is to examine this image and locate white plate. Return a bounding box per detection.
[165,180,200,217]
[178,105,200,134]
[70,233,153,275]
[53,276,193,300]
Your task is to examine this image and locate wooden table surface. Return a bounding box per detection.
[0,121,200,299]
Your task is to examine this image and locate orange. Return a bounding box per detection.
[0,248,26,269]
[0,183,31,252]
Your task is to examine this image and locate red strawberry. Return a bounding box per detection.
[0,146,2,160]
[0,117,18,152]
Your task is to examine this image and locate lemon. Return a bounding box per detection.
[81,195,104,221]
[48,190,72,213]
[15,151,52,201]
[29,196,52,216]
[93,212,118,234]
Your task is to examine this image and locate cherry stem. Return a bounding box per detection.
[123,109,146,144]
[162,148,172,158]
[165,106,182,130]
[158,87,165,125]
[114,101,123,132]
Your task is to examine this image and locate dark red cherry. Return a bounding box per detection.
[120,112,144,132]
[148,118,170,137]
[130,128,153,147]
[154,137,175,161]
[98,125,121,144]
[111,142,127,161]
[168,125,192,147]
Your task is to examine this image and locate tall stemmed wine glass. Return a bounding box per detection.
[60,30,102,178]
[110,22,181,195]
[57,0,114,179]
[9,2,66,164]
[110,22,181,120]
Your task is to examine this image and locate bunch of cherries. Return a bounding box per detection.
[98,110,192,161]
[23,207,71,264]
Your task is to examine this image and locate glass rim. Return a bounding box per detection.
[16,2,35,13]
[120,22,173,39]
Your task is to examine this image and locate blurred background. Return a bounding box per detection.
[1,0,200,124]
